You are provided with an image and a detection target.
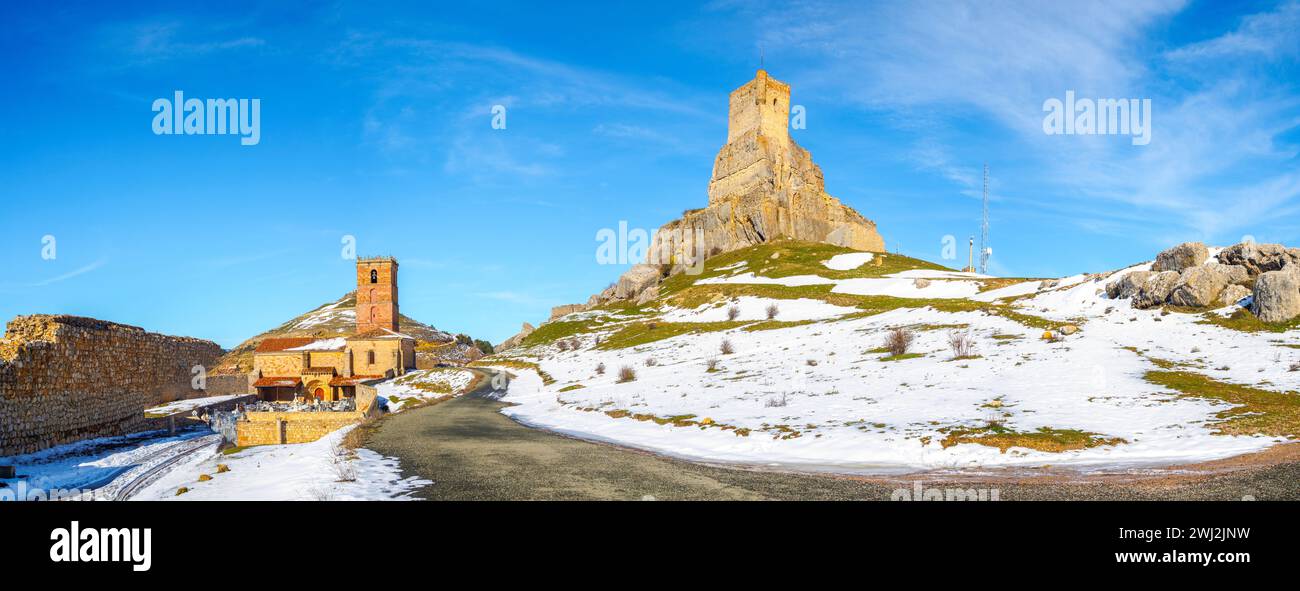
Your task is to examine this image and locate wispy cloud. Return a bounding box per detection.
[28,258,108,287]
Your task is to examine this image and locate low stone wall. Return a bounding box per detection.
[235,411,364,446]
[0,315,223,456]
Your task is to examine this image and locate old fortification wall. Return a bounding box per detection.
[0,315,223,456]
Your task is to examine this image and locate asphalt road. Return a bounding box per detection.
[362,370,1300,501]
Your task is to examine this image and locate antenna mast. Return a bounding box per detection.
[979,163,990,274]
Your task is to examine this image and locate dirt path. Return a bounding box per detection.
[363,370,1300,500]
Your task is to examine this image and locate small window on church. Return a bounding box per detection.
[367,350,375,364]
[370,269,378,283]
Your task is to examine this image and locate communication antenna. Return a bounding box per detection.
[979,163,990,274]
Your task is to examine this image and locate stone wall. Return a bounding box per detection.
[0,315,223,456]
[236,411,364,446]
[203,373,253,397]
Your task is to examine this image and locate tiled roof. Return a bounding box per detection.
[255,338,318,353]
[329,375,385,386]
[347,327,416,340]
[252,376,301,388]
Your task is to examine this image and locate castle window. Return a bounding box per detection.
[367,350,375,364]
[370,269,378,283]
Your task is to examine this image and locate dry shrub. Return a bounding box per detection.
[706,358,720,371]
[617,365,637,383]
[727,305,741,321]
[947,330,976,359]
[884,327,914,356]
[720,339,735,355]
[596,362,606,375]
[645,357,658,367]
[766,303,780,320]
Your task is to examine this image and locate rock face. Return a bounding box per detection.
[1133,271,1181,309]
[608,70,884,304]
[1168,266,1230,308]
[1105,271,1152,300]
[1251,271,1300,323]
[1216,242,1300,275]
[1219,284,1252,306]
[0,315,224,456]
[495,322,535,353]
[549,304,587,322]
[1152,242,1209,272]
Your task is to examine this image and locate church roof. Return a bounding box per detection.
[255,338,318,353]
[252,376,301,388]
[347,327,415,341]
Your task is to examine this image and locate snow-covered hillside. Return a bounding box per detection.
[478,240,1299,474]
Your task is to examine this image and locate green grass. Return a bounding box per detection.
[558,384,585,392]
[1198,309,1300,333]
[595,321,747,350]
[879,353,924,362]
[1144,370,1300,437]
[657,239,951,298]
[742,319,817,332]
[519,318,606,347]
[939,423,1126,453]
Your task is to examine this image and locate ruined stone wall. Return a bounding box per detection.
[0,315,223,456]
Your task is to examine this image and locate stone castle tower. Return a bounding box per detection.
[355,257,399,334]
[640,70,885,278]
[725,69,791,145]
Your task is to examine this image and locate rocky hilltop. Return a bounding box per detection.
[504,70,885,347]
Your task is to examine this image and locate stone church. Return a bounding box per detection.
[250,257,416,402]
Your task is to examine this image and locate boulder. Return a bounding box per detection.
[1168,266,1228,308]
[1105,271,1152,299]
[913,278,931,289]
[1216,242,1300,276]
[1250,270,1300,323]
[494,322,536,352]
[1218,284,1251,307]
[1208,263,1251,286]
[614,264,663,301]
[1132,271,1180,309]
[1152,242,1208,273]
[634,284,661,306]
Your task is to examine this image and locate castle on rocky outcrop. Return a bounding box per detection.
[639,70,884,283]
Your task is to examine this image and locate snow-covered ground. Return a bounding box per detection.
[135,426,428,501]
[481,251,1298,475]
[144,394,242,416]
[376,367,477,412]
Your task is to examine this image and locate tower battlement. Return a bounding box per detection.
[726,69,791,144]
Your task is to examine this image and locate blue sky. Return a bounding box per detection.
[2,0,1298,347]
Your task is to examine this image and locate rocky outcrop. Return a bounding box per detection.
[0,315,223,456]
[1133,271,1181,309]
[606,70,884,304]
[1167,265,1244,308]
[549,304,587,322]
[1219,284,1251,306]
[1216,242,1300,276]
[1251,270,1300,323]
[495,322,535,353]
[1105,271,1152,300]
[1152,242,1209,273]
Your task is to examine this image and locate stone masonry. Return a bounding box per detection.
[0,315,223,456]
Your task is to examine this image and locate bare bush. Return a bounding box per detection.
[645,357,658,367]
[720,339,735,355]
[884,327,915,356]
[706,358,720,371]
[306,486,335,501]
[727,305,741,321]
[595,362,606,375]
[556,340,570,352]
[330,445,357,482]
[617,365,637,383]
[766,303,780,320]
[765,393,788,408]
[947,331,976,359]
